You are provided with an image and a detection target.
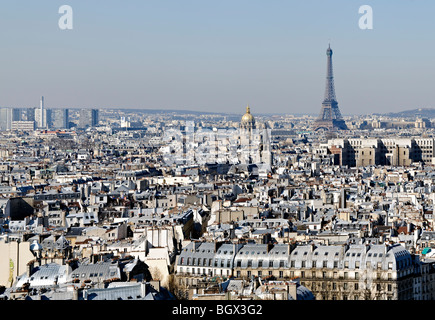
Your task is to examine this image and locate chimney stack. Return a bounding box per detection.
[288,281,298,300]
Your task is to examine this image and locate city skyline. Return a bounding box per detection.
[1,1,435,115]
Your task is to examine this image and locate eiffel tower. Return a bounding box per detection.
[313,44,347,131]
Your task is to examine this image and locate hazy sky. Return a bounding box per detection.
[0,0,434,115]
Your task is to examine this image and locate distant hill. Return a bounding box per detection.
[377,108,435,119]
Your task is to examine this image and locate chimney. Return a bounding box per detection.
[288,282,298,300]
[141,282,147,297]
[149,280,160,293]
[72,287,79,301]
[27,260,35,277]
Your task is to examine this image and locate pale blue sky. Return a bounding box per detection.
[0,0,434,115]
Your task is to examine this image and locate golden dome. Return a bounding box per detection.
[241,105,255,124]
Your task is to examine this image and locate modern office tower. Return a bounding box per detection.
[26,108,35,121]
[35,96,50,128]
[0,108,12,131]
[313,44,347,131]
[78,109,99,128]
[11,108,21,122]
[35,108,51,129]
[50,108,69,129]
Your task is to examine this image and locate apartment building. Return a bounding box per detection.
[174,240,432,300]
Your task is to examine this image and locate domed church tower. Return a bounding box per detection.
[240,105,256,131]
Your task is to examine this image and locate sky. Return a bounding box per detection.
[0,0,434,115]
